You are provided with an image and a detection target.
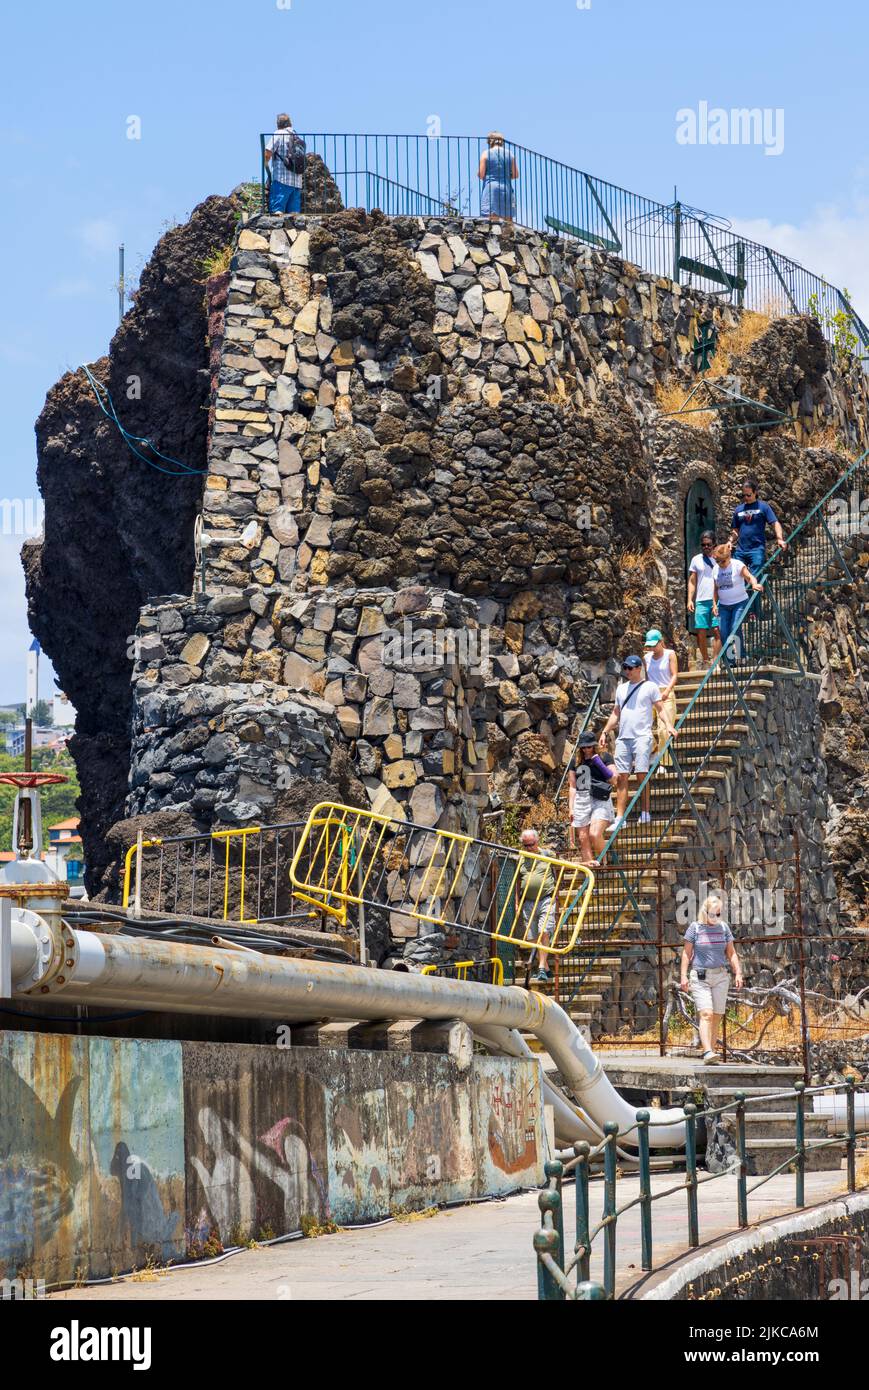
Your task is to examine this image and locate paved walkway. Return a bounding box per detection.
[50,1169,847,1301]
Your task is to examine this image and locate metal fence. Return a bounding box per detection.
[534,1077,864,1300]
[122,821,314,926]
[258,132,869,354]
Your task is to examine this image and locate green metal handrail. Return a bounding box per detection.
[257,132,868,356]
[554,683,604,805]
[535,1077,863,1299]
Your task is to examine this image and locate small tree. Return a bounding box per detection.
[30,699,53,727]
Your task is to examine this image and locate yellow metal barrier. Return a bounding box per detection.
[289,801,594,958]
[422,960,504,984]
[121,821,320,926]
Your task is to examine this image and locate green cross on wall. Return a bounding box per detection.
[692,321,717,372]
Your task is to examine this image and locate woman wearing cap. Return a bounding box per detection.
[644,629,678,767]
[680,894,744,1064]
[567,733,616,864]
[478,132,518,222]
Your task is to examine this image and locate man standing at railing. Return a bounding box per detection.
[729,478,787,575]
[598,655,677,832]
[264,114,307,214]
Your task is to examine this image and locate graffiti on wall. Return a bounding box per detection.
[0,1034,184,1283]
[0,1057,83,1273]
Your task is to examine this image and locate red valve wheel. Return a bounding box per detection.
[0,772,68,788]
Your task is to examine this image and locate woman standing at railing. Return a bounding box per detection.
[479,133,518,223]
[680,894,743,1065]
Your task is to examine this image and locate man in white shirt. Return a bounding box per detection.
[264,114,306,213]
[598,655,677,829]
[687,531,721,667]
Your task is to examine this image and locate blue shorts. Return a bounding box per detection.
[269,182,302,213]
[694,599,720,631]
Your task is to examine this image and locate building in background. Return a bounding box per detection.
[1,816,87,898]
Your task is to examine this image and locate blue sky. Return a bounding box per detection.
[2,0,868,704]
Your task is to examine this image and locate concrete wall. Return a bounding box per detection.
[0,1029,542,1285]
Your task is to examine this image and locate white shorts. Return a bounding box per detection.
[614,734,654,774]
[573,794,616,829]
[689,966,730,1014]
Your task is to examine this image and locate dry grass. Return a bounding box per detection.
[611,1002,869,1054]
[705,310,771,380]
[654,308,773,430]
[300,1214,342,1238]
[392,1206,439,1223]
[129,1255,168,1283]
[200,243,233,279]
[802,421,858,457]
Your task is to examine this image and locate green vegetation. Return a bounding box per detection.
[30,699,53,726]
[0,747,81,854]
[807,286,860,361]
[200,244,233,278]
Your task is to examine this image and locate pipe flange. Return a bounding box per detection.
[0,882,70,899]
[13,908,62,990]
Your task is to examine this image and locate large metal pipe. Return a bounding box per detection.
[8,919,686,1147]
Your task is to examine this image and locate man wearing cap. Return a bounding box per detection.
[567,733,616,863]
[644,629,678,766]
[598,655,677,829]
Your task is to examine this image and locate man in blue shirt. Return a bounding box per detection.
[729,478,787,576]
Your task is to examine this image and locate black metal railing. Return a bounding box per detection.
[257,132,869,355]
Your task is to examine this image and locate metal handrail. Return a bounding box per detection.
[535,1077,864,1300]
[554,682,604,805]
[257,132,867,355]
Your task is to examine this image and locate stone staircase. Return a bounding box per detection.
[707,1069,847,1174]
[595,1058,847,1174]
[527,666,789,1035]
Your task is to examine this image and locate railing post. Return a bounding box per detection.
[684,1102,699,1246]
[846,1079,856,1193]
[536,1183,565,1301]
[637,1110,653,1270]
[735,1092,748,1228]
[794,1081,806,1207]
[574,1141,591,1284]
[603,1122,619,1298]
[656,853,665,1057]
[793,832,810,1081]
[533,1226,561,1301]
[577,1281,607,1300]
[544,1159,565,1271]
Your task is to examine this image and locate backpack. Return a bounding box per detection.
[275,131,307,176]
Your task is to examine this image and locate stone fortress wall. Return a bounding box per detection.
[127,209,868,849]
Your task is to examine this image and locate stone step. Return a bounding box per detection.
[740,1138,846,1175]
[706,1081,805,1108]
[675,673,776,688]
[720,1111,830,1140]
